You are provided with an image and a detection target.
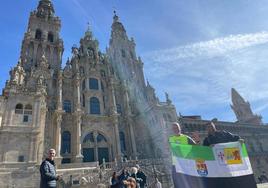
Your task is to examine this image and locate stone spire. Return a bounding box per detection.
[36,0,55,19]
[231,88,246,105]
[110,11,128,41]
[145,80,158,104]
[230,88,262,125]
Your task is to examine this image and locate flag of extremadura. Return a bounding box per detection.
[170,142,257,188]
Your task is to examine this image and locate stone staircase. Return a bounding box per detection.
[0,158,173,188]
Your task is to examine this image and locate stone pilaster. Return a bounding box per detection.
[73,71,83,162]
[123,83,137,158]
[35,94,47,163]
[75,73,81,110]
[57,71,63,110]
[74,111,83,162]
[110,78,121,159]
[54,111,63,166]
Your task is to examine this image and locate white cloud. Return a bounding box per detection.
[142,32,268,121]
[143,32,268,63]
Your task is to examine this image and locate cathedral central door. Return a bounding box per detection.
[98,147,109,164]
[83,148,94,162]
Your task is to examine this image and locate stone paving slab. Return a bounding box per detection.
[258,183,268,188]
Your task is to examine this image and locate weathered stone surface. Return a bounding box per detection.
[0,0,267,187]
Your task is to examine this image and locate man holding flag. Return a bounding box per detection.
[169,121,257,188]
[203,120,241,146]
[169,122,197,145]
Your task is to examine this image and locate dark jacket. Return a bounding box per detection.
[40,158,58,188]
[203,131,240,146]
[137,170,147,188]
[118,172,129,188]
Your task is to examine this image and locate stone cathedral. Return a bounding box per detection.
[0,0,177,171]
[0,0,268,187]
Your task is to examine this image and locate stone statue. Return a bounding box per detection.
[165,92,171,104]
[39,54,49,69]
[72,47,79,58]
[37,75,45,86]
[87,48,94,59]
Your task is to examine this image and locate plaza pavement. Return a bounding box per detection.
[258,183,268,188]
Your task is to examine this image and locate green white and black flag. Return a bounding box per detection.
[170,142,257,188]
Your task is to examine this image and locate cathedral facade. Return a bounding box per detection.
[0,0,268,187]
[0,0,176,168]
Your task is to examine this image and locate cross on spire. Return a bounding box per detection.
[87,22,91,32]
[113,8,119,22]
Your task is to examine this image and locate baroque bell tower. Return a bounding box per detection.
[20,0,63,98]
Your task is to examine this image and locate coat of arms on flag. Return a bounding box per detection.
[195,159,208,177]
[224,147,242,164]
[216,147,242,165]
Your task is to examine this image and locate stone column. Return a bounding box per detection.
[58,48,63,69]
[53,72,64,165]
[110,78,121,160]
[75,74,81,110]
[54,113,63,166]
[57,71,63,110]
[93,131,98,162]
[28,137,36,162]
[123,83,137,158]
[36,96,47,163]
[74,112,83,162]
[128,122,137,158]
[74,75,83,162]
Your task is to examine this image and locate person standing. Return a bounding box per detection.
[203,121,241,146]
[40,148,62,188]
[110,171,120,188]
[136,165,147,188]
[119,168,130,188]
[169,122,196,145]
[169,122,196,188]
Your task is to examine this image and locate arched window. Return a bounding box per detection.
[89,78,99,90]
[47,32,54,42]
[61,131,71,154]
[90,97,100,114]
[97,134,107,143]
[83,133,94,143]
[15,104,23,114]
[63,100,72,113]
[24,104,33,115]
[82,132,109,164]
[119,131,126,152]
[35,29,42,40]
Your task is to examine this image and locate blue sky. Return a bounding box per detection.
[1,0,268,123]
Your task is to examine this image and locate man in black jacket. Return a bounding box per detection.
[40,148,62,188]
[136,165,147,188]
[203,121,241,146]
